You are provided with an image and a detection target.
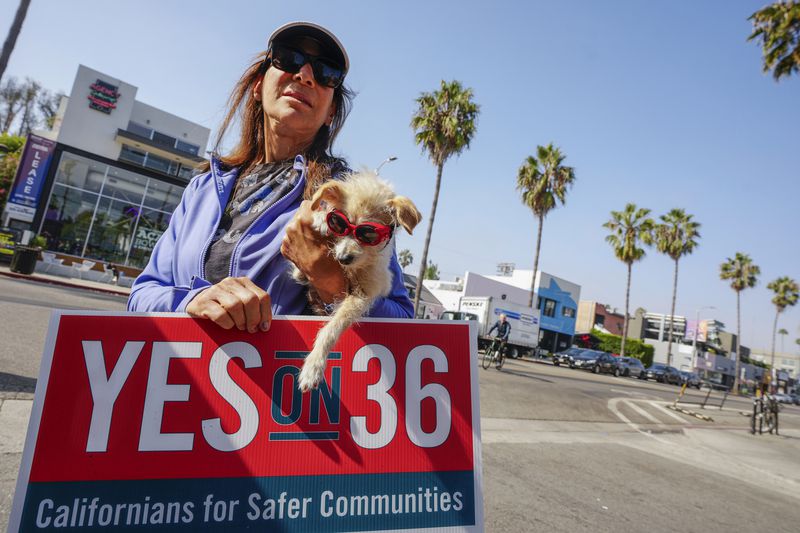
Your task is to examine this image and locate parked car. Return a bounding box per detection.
[773,393,795,404]
[644,364,682,385]
[569,350,604,370]
[592,352,623,376]
[617,357,645,378]
[553,347,586,367]
[679,371,702,389]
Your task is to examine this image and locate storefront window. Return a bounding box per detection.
[39,151,186,268]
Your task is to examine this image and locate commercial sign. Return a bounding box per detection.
[133,227,164,253]
[88,79,120,114]
[6,134,57,221]
[9,313,483,532]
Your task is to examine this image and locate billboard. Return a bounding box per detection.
[685,320,708,343]
[9,313,483,532]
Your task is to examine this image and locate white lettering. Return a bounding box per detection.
[83,341,144,452]
[406,345,451,448]
[350,344,397,449]
[36,498,53,527]
[202,342,261,451]
[139,342,201,451]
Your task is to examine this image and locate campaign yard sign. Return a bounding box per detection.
[9,312,483,532]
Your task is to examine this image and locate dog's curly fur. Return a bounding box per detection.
[290,171,421,392]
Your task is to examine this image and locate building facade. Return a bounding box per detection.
[576,301,625,336]
[2,65,210,270]
[428,269,581,352]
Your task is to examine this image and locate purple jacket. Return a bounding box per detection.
[127,155,413,318]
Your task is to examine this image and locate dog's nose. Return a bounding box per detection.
[338,254,355,265]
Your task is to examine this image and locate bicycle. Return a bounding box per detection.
[481,337,506,370]
[751,392,780,435]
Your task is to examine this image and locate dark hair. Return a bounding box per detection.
[202,50,354,197]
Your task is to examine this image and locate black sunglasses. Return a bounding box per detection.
[267,44,345,89]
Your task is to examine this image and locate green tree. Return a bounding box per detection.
[654,209,701,365]
[410,80,479,315]
[720,253,760,394]
[777,327,789,352]
[603,203,655,357]
[516,143,576,308]
[767,276,799,369]
[398,249,413,272]
[424,261,440,280]
[748,0,800,81]
[0,132,24,213]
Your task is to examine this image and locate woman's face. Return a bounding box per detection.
[256,39,337,147]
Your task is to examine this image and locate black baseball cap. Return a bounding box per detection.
[268,21,349,76]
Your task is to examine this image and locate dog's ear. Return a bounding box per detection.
[310,181,343,211]
[389,196,422,234]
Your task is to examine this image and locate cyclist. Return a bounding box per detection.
[488,313,511,358]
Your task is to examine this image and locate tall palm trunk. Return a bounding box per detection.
[528,213,544,308]
[732,290,742,394]
[0,0,31,84]
[621,262,632,357]
[666,258,679,366]
[413,162,444,316]
[770,310,779,371]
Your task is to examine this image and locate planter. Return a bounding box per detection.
[9,246,40,275]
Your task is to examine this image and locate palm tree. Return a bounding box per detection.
[777,328,789,353]
[516,143,576,308]
[398,249,413,272]
[603,203,655,357]
[424,261,440,280]
[0,0,32,84]
[748,0,800,81]
[720,253,760,394]
[410,80,479,315]
[654,209,701,366]
[767,276,799,369]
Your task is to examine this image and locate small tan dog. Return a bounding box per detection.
[291,171,421,392]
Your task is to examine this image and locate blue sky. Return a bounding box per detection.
[5,0,799,351]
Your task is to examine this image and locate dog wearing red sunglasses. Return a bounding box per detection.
[290,171,421,392]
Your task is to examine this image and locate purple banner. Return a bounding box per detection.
[9,134,56,208]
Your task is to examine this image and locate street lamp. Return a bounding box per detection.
[691,305,716,371]
[374,156,397,174]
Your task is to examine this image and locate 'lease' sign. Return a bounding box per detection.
[9,312,483,532]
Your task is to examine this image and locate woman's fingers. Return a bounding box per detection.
[185,277,271,332]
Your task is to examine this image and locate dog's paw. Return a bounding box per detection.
[297,360,326,393]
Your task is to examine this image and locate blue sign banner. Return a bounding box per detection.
[9,134,56,208]
[21,471,475,531]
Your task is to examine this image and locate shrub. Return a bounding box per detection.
[591,329,654,367]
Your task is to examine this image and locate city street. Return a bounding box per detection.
[1,276,799,531]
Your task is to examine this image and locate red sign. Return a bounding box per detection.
[10,313,483,532]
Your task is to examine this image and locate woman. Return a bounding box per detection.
[128,21,413,331]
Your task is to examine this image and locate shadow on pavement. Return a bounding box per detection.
[0,372,37,394]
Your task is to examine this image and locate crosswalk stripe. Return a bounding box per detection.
[624,400,666,426]
[648,401,691,423]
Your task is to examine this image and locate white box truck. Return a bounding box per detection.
[457,296,540,358]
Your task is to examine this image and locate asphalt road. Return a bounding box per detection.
[1,276,799,532]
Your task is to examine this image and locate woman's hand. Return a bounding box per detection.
[281,200,347,304]
[186,277,272,332]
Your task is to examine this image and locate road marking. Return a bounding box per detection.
[624,400,666,426]
[649,401,692,423]
[607,398,671,443]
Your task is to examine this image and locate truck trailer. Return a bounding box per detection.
[457,296,541,358]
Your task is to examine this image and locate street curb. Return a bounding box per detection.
[0,270,130,298]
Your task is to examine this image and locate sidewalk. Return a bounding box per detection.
[0,264,131,297]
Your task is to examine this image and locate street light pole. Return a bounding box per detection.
[691,305,715,372]
[374,156,397,174]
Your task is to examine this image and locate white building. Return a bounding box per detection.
[2,65,210,270]
[425,268,581,352]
